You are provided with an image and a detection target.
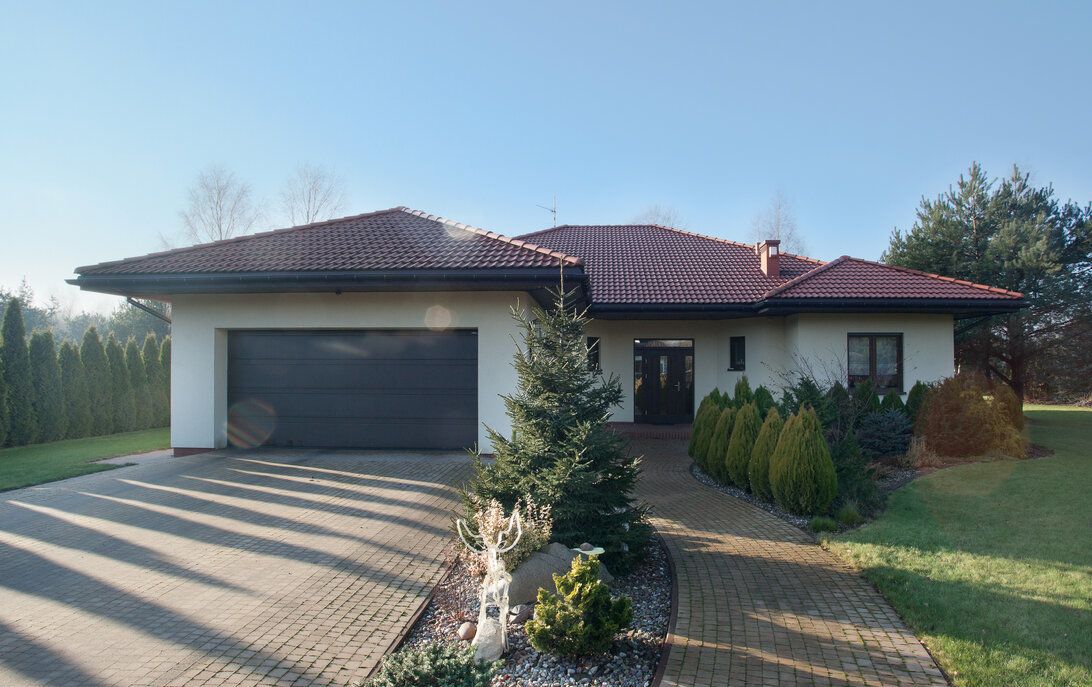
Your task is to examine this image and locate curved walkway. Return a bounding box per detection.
[632,437,947,687]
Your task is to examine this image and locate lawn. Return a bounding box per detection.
[0,428,171,492]
[826,405,1091,687]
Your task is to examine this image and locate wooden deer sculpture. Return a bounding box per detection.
[457,507,522,662]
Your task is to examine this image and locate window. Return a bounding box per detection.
[587,337,601,372]
[848,334,903,393]
[729,336,746,371]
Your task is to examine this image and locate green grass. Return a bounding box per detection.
[826,406,1092,687]
[0,428,170,491]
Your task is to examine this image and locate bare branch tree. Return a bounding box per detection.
[749,191,806,254]
[180,166,262,243]
[631,204,685,228]
[280,164,347,226]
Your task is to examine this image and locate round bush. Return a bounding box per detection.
[526,556,633,657]
[769,407,838,515]
[748,407,784,501]
[917,373,1025,458]
[724,402,761,488]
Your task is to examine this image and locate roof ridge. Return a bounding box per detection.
[520,223,825,264]
[397,207,582,266]
[75,206,407,274]
[762,255,852,298]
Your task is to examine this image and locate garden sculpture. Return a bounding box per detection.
[457,507,522,662]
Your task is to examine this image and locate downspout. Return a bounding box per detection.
[126,297,171,324]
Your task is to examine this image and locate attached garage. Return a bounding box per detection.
[226,329,478,450]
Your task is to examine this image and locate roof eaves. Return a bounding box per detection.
[397,208,583,267]
[860,258,1025,298]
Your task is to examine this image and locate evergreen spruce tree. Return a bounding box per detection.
[142,333,166,427]
[1,299,38,445]
[28,331,64,442]
[59,341,92,439]
[106,334,135,432]
[81,328,113,435]
[125,338,152,429]
[748,407,784,501]
[724,401,761,488]
[159,336,171,427]
[879,392,906,414]
[466,289,651,572]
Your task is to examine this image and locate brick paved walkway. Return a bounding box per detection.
[0,449,470,687]
[632,437,947,687]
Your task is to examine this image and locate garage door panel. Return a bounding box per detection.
[227,330,478,449]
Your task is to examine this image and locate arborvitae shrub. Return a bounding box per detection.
[830,429,877,510]
[81,328,113,435]
[824,381,854,441]
[29,331,64,443]
[732,376,753,408]
[1,299,38,445]
[159,336,172,426]
[694,404,725,470]
[879,392,906,414]
[850,379,881,423]
[125,338,152,430]
[526,556,633,658]
[918,373,1025,458]
[362,643,495,687]
[689,392,720,457]
[706,407,735,480]
[858,410,913,460]
[905,381,929,424]
[59,342,92,439]
[752,385,775,419]
[780,375,826,417]
[106,334,135,433]
[724,402,761,488]
[769,407,838,515]
[142,333,167,428]
[748,407,784,501]
[0,361,8,446]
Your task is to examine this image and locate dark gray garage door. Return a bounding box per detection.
[227,330,478,450]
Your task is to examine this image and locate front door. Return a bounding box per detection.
[633,339,695,424]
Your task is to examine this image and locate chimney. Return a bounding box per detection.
[757,239,781,279]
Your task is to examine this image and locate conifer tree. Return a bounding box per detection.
[753,385,775,419]
[106,334,135,432]
[769,407,838,515]
[1,299,37,445]
[142,333,166,427]
[748,407,784,501]
[732,375,753,407]
[125,338,152,429]
[706,407,735,481]
[688,391,720,457]
[0,359,8,446]
[81,327,112,434]
[59,341,92,439]
[159,336,171,426]
[28,331,64,442]
[466,289,651,571]
[724,401,761,488]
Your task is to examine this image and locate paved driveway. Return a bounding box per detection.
[0,449,471,687]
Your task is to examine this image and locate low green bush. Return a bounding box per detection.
[857,410,912,460]
[770,407,838,515]
[809,516,839,533]
[706,407,736,480]
[748,407,784,501]
[362,643,495,687]
[526,555,633,657]
[835,500,864,527]
[724,402,761,488]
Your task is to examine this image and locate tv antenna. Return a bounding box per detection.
[537,195,558,227]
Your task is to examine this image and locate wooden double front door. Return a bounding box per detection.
[633,339,695,424]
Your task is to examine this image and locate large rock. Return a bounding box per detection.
[507,542,614,605]
[473,617,504,662]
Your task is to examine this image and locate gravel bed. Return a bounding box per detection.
[874,466,919,493]
[690,463,810,529]
[402,538,672,687]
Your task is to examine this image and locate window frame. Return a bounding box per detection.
[847,333,904,394]
[728,336,746,371]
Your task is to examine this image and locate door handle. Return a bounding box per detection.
[674,382,682,391]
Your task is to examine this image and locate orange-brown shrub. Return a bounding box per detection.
[917,373,1026,459]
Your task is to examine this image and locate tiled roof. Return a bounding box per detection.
[518,224,822,303]
[766,256,1023,300]
[76,207,580,276]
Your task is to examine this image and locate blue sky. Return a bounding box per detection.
[2,1,1089,312]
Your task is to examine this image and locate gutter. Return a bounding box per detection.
[126,297,171,324]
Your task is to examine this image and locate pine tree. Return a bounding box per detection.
[466,289,651,572]
[28,331,64,442]
[81,328,112,435]
[724,402,761,488]
[125,338,151,429]
[106,334,135,432]
[769,407,838,515]
[142,333,166,427]
[59,341,92,438]
[1,299,38,445]
[159,336,171,427]
[748,407,784,501]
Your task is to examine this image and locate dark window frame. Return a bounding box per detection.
[587,336,601,373]
[728,336,746,371]
[847,333,904,394]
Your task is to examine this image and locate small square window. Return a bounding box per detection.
[729,336,746,371]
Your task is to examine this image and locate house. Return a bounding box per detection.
[70,207,1024,455]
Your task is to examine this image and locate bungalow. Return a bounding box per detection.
[70,207,1024,455]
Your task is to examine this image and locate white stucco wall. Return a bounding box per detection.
[170,291,532,451]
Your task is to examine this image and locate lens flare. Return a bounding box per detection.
[425,305,453,330]
[227,398,277,448]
